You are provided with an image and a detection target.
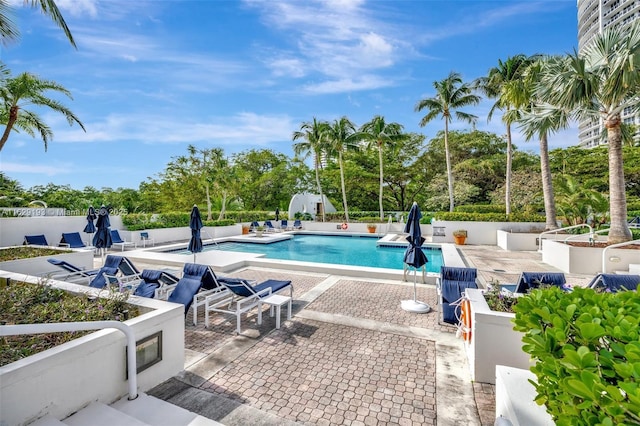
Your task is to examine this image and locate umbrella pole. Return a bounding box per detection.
[414,268,418,302]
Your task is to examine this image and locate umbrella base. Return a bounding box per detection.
[401,300,431,313]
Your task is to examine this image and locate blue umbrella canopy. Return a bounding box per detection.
[403,202,428,269]
[188,205,203,257]
[93,206,112,249]
[83,206,96,234]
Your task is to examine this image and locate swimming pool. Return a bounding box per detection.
[168,235,443,273]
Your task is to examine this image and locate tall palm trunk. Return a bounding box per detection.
[378,142,384,221]
[605,116,632,243]
[539,133,558,230]
[0,105,19,152]
[505,123,512,215]
[218,190,227,221]
[338,151,349,222]
[315,157,325,222]
[205,182,213,221]
[444,120,455,212]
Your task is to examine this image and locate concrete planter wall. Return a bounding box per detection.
[432,221,545,246]
[0,272,185,426]
[541,239,639,274]
[495,366,554,425]
[0,216,124,248]
[465,288,531,384]
[0,247,94,276]
[496,231,540,251]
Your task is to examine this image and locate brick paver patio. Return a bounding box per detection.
[200,318,437,426]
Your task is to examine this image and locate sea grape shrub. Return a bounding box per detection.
[513,287,640,425]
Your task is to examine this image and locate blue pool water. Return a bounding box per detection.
[170,235,443,272]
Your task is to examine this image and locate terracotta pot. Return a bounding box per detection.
[454,235,466,245]
[242,227,249,235]
[367,227,377,233]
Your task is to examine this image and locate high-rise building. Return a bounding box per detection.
[577,0,639,148]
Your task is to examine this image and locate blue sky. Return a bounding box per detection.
[1,0,578,190]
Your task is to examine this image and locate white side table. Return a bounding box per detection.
[258,294,292,329]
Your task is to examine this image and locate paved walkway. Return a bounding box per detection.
[141,245,594,425]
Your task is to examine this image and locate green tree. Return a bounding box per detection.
[359,115,406,221]
[324,116,359,222]
[0,0,76,48]
[475,54,538,215]
[293,118,329,221]
[415,71,480,212]
[537,22,640,243]
[0,72,85,152]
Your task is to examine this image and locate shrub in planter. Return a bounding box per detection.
[513,287,640,425]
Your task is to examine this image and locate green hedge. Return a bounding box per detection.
[513,287,640,425]
[122,211,266,231]
[433,211,546,222]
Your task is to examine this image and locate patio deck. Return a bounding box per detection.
[135,244,594,425]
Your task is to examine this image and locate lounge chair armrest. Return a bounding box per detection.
[156,283,178,300]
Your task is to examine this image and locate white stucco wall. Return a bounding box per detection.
[287,193,337,219]
[0,272,184,426]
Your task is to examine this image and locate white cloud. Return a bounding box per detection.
[55,0,99,17]
[49,112,296,147]
[303,75,394,94]
[1,161,72,176]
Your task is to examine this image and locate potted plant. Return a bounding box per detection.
[453,229,467,245]
[255,226,265,237]
[241,225,250,235]
[366,224,377,233]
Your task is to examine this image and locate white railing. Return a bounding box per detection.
[602,238,640,273]
[538,224,593,251]
[0,320,138,400]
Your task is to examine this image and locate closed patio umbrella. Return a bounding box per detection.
[401,202,431,313]
[188,205,203,263]
[83,206,96,245]
[92,205,112,261]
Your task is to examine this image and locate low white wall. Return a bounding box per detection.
[432,221,545,245]
[0,247,94,276]
[465,288,531,384]
[0,272,184,426]
[0,216,125,248]
[542,240,640,274]
[496,231,540,251]
[120,225,242,247]
[495,366,554,425]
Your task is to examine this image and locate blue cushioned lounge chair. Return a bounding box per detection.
[164,263,225,325]
[249,221,260,232]
[587,273,639,293]
[46,258,99,283]
[60,232,88,249]
[264,220,278,232]
[205,275,292,333]
[292,219,303,230]
[514,272,566,294]
[47,255,141,286]
[132,269,179,297]
[110,229,136,251]
[24,234,49,246]
[437,266,478,325]
[280,219,290,230]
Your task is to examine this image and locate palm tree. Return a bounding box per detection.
[0,0,76,48]
[293,118,329,222]
[536,22,640,243]
[324,117,359,222]
[415,71,480,212]
[0,72,85,152]
[359,115,405,221]
[475,54,538,215]
[516,103,569,231]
